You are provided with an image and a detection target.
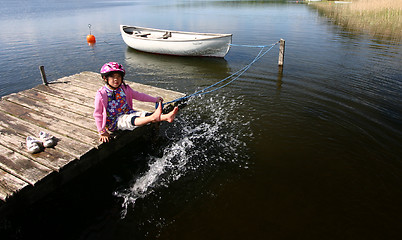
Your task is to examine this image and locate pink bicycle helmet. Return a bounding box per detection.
[100,62,125,78]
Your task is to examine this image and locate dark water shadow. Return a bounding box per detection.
[124,47,231,92]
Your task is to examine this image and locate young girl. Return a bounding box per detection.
[93,62,178,143]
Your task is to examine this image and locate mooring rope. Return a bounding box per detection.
[229,43,275,48]
[161,40,280,109]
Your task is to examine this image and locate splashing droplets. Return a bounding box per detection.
[114,95,251,218]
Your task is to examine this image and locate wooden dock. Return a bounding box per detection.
[0,71,185,214]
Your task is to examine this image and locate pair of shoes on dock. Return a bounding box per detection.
[26,131,56,153]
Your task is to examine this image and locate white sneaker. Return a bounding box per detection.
[39,131,55,148]
[26,136,42,153]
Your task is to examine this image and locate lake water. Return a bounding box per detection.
[1,0,401,239]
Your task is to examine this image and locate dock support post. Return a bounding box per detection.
[39,66,48,85]
[278,39,285,66]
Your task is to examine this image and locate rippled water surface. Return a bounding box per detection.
[1,1,401,239]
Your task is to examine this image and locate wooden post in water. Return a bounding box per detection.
[278,39,285,66]
[277,66,283,89]
[39,65,48,85]
[278,39,285,78]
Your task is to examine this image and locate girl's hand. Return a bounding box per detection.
[156,96,164,102]
[99,131,110,143]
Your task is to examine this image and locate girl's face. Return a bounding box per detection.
[106,73,122,89]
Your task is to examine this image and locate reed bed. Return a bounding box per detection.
[310,0,402,39]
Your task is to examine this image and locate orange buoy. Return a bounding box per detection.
[86,24,96,43]
[86,34,96,43]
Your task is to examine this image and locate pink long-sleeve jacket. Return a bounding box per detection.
[93,84,158,134]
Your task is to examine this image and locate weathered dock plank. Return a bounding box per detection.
[0,71,185,213]
[0,169,28,201]
[20,88,94,118]
[56,73,103,92]
[45,82,96,107]
[4,93,96,132]
[0,144,52,186]
[0,111,93,158]
[0,125,74,171]
[0,100,98,146]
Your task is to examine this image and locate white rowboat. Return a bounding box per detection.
[120,25,232,57]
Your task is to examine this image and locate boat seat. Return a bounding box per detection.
[158,32,172,39]
[134,33,151,37]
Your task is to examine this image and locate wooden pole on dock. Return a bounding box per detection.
[278,39,285,66]
[39,65,48,85]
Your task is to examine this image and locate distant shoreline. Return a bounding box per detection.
[309,0,402,40]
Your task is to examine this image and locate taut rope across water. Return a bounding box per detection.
[161,41,280,110]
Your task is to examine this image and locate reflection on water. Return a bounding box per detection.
[124,47,231,91]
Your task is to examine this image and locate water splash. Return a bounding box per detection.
[113,95,252,218]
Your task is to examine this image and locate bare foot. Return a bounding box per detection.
[149,101,163,122]
[162,106,179,123]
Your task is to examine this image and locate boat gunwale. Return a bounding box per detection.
[120,25,232,43]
